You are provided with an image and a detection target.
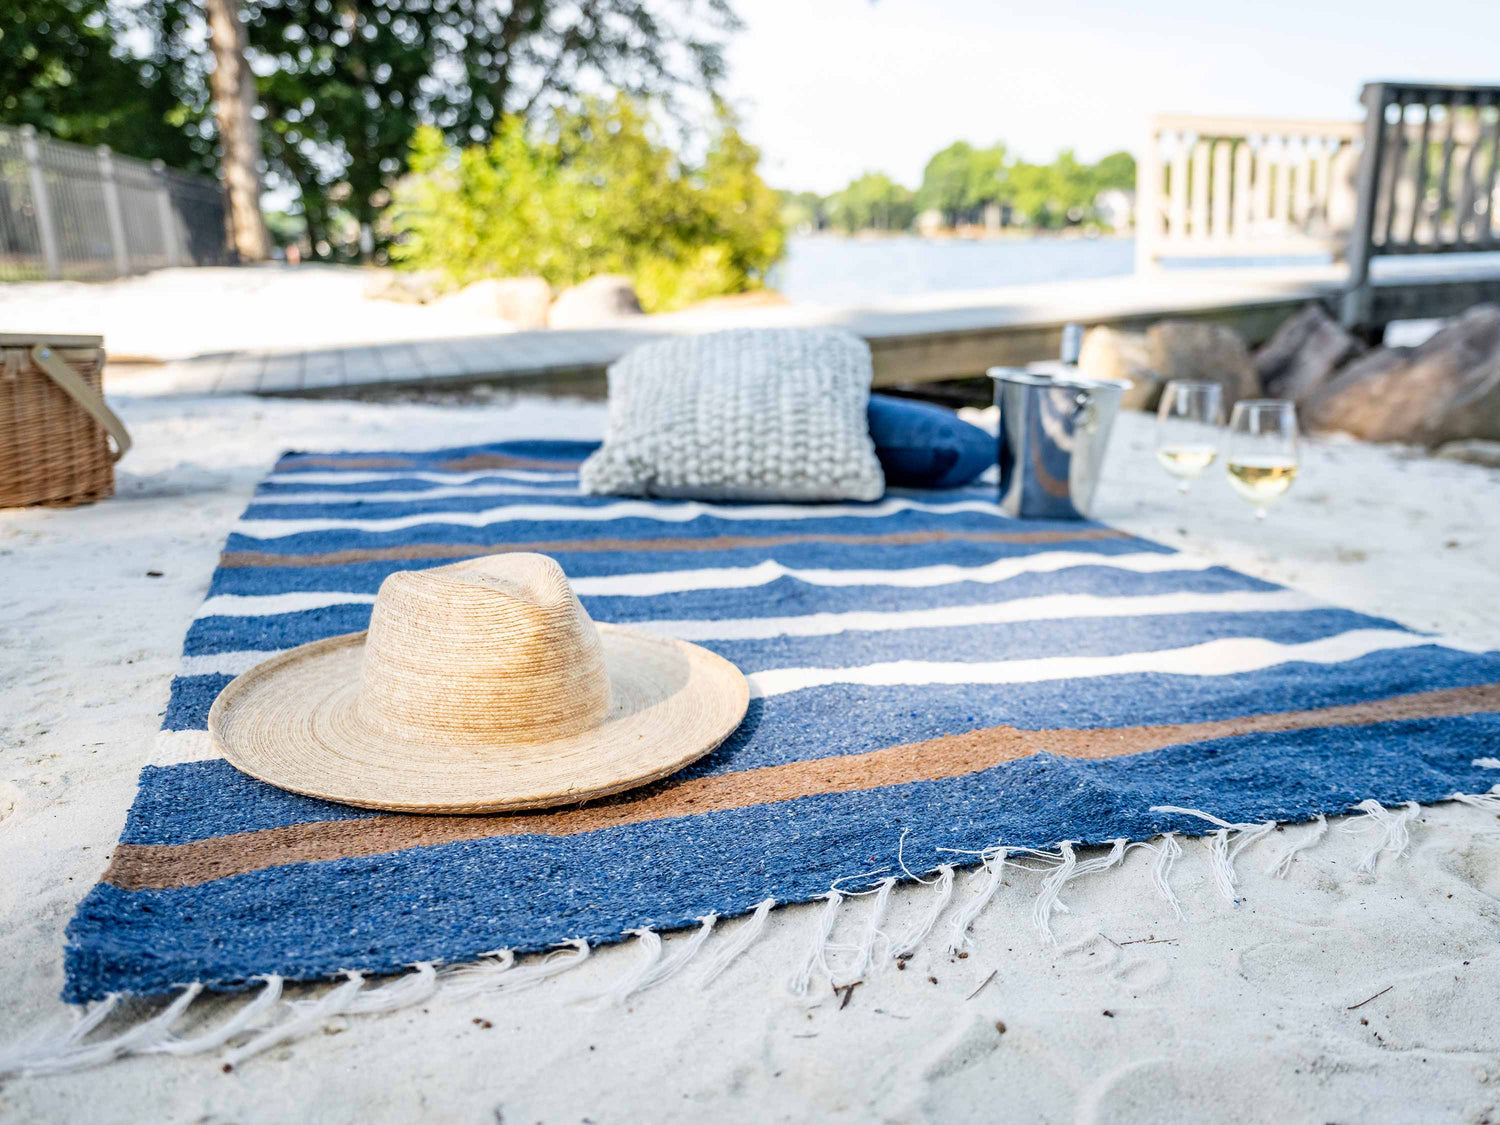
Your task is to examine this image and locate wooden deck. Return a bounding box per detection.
[111,260,1500,399]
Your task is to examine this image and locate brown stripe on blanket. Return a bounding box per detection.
[218,528,1132,568]
[437,454,585,471]
[104,682,1500,891]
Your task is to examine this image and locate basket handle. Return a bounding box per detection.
[29,344,132,462]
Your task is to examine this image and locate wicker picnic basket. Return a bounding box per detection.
[0,333,131,508]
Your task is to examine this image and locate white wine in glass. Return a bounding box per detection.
[1155,381,1224,493]
[1225,400,1299,519]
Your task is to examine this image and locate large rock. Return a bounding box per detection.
[547,275,644,329]
[1302,305,1500,444]
[363,269,445,305]
[435,276,552,329]
[1078,326,1158,411]
[1253,303,1365,404]
[1078,320,1259,412]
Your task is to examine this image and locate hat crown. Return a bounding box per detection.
[357,553,611,742]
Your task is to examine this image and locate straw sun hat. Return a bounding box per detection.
[209,553,749,814]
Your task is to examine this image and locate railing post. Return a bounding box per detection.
[152,160,183,267]
[1134,120,1162,272]
[97,146,131,278]
[1342,83,1390,329]
[19,125,62,279]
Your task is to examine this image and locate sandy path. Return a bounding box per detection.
[2,396,1498,1123]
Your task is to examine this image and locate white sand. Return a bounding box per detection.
[2,395,1499,1123]
[0,266,518,361]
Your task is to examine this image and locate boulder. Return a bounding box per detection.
[363,269,445,305]
[1301,305,1500,445]
[1253,303,1365,404]
[547,275,644,329]
[1078,326,1159,411]
[435,276,552,329]
[1078,320,1259,412]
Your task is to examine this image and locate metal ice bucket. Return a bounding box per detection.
[986,366,1132,520]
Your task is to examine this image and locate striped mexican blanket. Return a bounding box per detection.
[65,440,1500,1001]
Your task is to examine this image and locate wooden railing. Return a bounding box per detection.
[1343,82,1500,325]
[1135,114,1365,271]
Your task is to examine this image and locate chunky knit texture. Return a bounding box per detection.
[579,328,885,502]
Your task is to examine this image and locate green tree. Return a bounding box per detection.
[915,141,1008,226]
[243,0,741,259]
[0,0,213,172]
[1091,150,1137,193]
[825,172,914,233]
[779,190,824,233]
[389,97,784,312]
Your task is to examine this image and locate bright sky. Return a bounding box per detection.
[724,0,1499,194]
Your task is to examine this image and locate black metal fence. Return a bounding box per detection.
[1343,82,1500,324]
[0,124,231,282]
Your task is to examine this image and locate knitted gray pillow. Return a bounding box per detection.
[579,328,885,502]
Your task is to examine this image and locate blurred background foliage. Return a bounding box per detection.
[787,144,1138,234]
[389,97,783,311]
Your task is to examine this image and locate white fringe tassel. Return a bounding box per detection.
[788,890,843,999]
[890,865,955,960]
[14,785,1500,1078]
[947,850,1008,953]
[1029,838,1129,943]
[223,972,367,1068]
[697,898,775,988]
[1148,833,1187,920]
[600,916,718,1003]
[1266,814,1329,878]
[1347,800,1419,873]
[444,939,589,1000]
[1150,807,1275,904]
[1450,784,1500,811]
[145,975,284,1056]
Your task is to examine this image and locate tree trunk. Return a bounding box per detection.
[204,0,271,262]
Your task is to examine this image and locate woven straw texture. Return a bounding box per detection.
[210,554,749,813]
[60,439,1500,1002]
[580,327,885,502]
[0,339,111,508]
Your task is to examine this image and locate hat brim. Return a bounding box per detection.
[208,624,749,814]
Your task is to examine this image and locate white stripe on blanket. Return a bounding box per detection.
[632,589,1319,641]
[233,496,1023,536]
[251,482,576,504]
[193,551,1219,619]
[745,629,1444,699]
[265,469,579,486]
[176,589,1317,677]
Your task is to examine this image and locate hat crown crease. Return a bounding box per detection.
[356,553,611,743]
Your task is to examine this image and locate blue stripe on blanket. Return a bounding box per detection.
[66,712,1500,1000]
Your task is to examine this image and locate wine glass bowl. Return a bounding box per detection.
[1155,381,1224,494]
[1225,399,1299,519]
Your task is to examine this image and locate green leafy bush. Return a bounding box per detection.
[387,98,785,312]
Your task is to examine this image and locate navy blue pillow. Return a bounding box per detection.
[866,394,994,489]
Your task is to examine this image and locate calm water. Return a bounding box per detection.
[768,234,1137,305]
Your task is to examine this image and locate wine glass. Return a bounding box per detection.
[1155,381,1224,493]
[1225,400,1299,519]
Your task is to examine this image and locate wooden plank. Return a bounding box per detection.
[1168,139,1189,238]
[1254,143,1273,231]
[1232,143,1252,236]
[1190,139,1211,237]
[1433,96,1461,245]
[1212,140,1232,238]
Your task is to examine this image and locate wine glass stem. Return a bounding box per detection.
[1255,506,1267,520]
[1177,479,1191,495]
